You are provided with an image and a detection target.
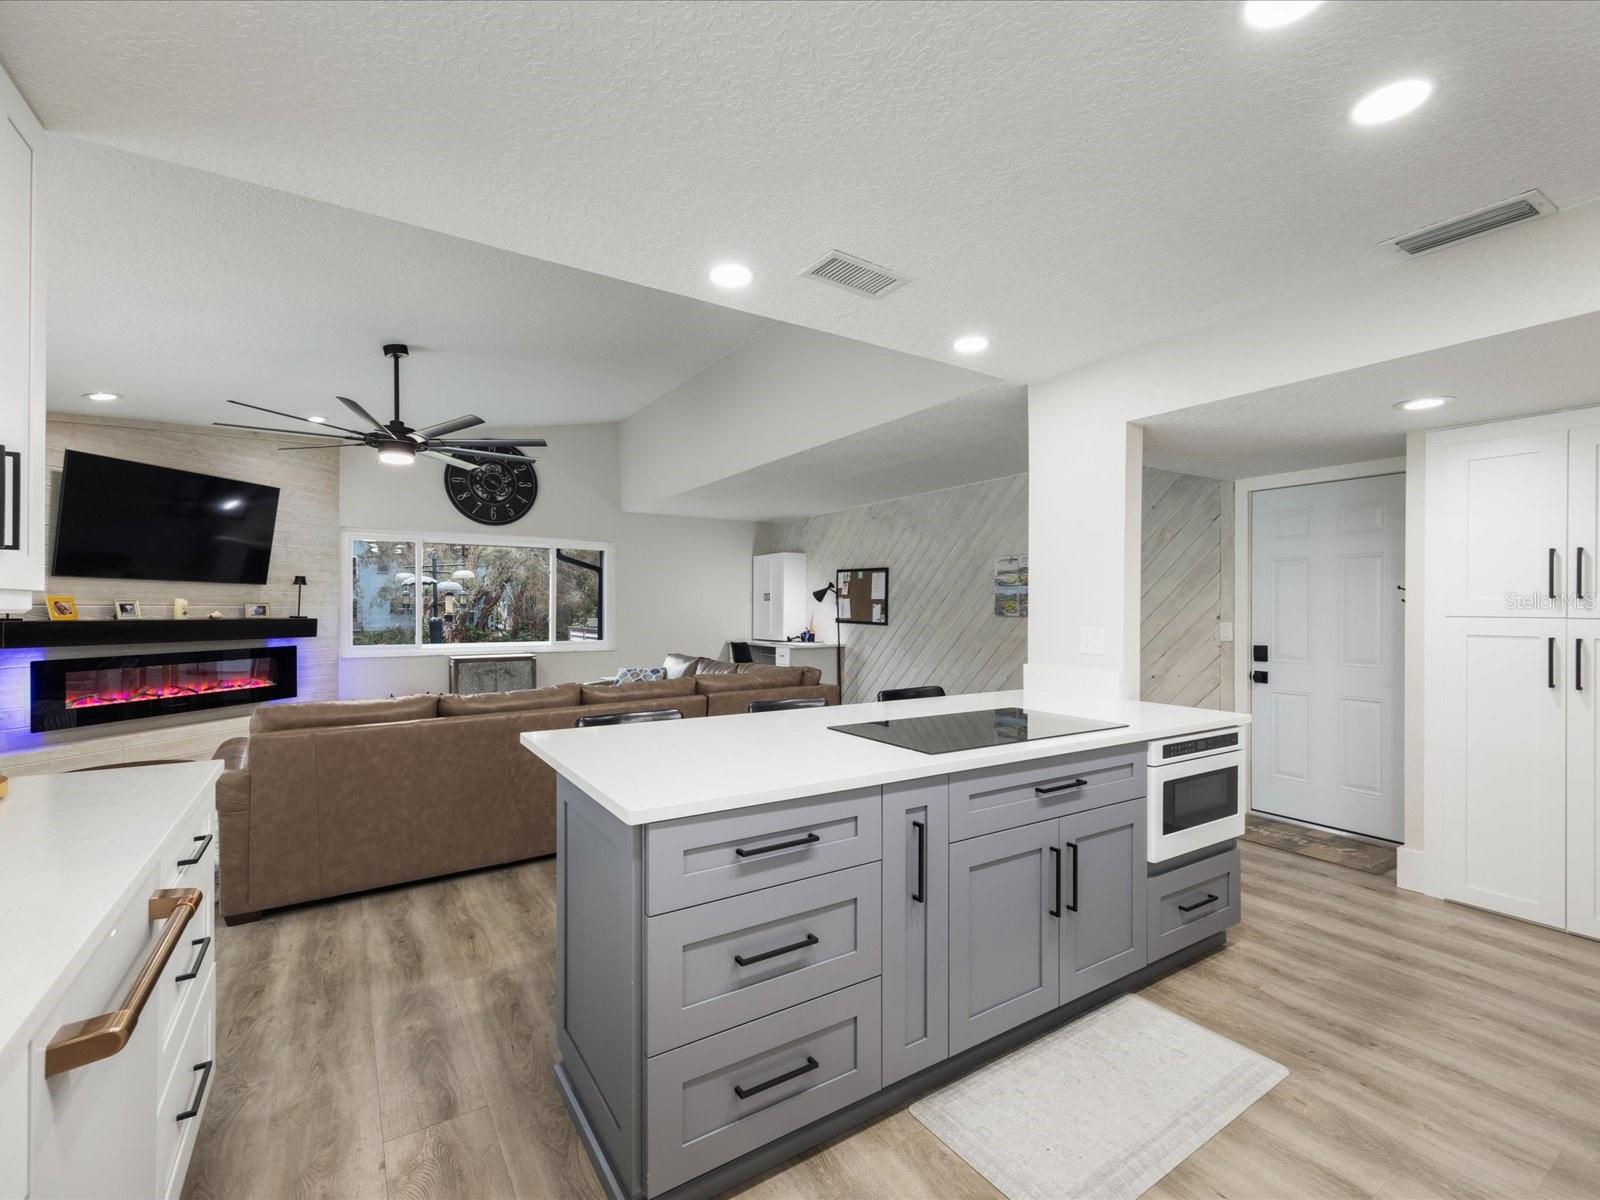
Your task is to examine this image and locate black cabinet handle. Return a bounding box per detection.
[1035,778,1087,796]
[1063,841,1080,913]
[0,448,17,552]
[1579,639,1586,693]
[1178,893,1220,914]
[177,833,213,867]
[1579,547,1587,602]
[176,1060,214,1121]
[176,936,212,982]
[1550,548,1559,600]
[733,932,818,967]
[734,1055,818,1100]
[1550,637,1558,689]
[734,831,819,858]
[911,819,926,903]
[1049,845,1061,917]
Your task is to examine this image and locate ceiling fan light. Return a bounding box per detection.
[378,444,417,466]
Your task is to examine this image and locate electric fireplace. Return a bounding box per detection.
[30,645,297,731]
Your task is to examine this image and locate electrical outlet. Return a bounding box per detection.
[1079,626,1105,655]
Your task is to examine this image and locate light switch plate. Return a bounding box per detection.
[1079,626,1105,655]
[1220,621,1234,643]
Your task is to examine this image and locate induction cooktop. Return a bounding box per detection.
[829,707,1128,755]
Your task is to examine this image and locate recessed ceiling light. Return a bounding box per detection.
[708,262,753,289]
[1395,396,1452,411]
[1241,1,1323,30]
[1351,78,1434,127]
[307,415,327,423]
[953,334,990,355]
[83,391,120,402]
[377,444,417,466]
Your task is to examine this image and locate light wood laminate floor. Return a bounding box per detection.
[183,842,1600,1200]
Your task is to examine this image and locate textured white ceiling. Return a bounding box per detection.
[44,137,771,428]
[1141,309,1600,479]
[6,1,1600,386]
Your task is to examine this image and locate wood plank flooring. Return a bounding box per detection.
[184,842,1600,1200]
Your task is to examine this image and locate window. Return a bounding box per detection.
[345,533,609,654]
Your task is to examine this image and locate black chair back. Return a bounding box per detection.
[747,697,827,713]
[877,685,946,702]
[729,641,755,663]
[575,709,685,727]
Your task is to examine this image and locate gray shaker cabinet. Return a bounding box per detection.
[1059,799,1148,1003]
[881,779,950,1085]
[948,818,1061,1055]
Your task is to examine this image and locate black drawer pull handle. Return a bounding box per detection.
[176,935,212,982]
[734,1055,819,1100]
[1178,893,1220,914]
[1063,841,1080,913]
[1048,845,1061,917]
[1035,778,1088,796]
[734,832,820,858]
[178,833,213,867]
[1550,547,1559,600]
[911,819,926,903]
[176,1059,214,1121]
[733,932,818,967]
[1550,636,1558,690]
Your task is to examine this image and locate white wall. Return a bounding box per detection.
[338,421,757,697]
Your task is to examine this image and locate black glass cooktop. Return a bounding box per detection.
[829,707,1128,755]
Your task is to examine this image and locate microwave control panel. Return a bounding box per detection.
[1160,730,1240,760]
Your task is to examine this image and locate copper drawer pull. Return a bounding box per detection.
[44,887,203,1078]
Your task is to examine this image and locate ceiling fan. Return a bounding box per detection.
[212,343,548,469]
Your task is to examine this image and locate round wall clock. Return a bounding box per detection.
[443,449,539,525]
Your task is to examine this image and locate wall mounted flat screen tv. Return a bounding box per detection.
[52,450,281,584]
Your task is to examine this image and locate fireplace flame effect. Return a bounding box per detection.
[65,676,275,709]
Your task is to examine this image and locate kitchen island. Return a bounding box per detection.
[524,690,1249,1200]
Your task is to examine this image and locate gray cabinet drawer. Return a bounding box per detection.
[645,789,882,915]
[1148,847,1240,960]
[947,746,1146,841]
[645,979,882,1196]
[645,863,882,1055]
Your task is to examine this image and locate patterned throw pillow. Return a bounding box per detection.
[613,666,667,685]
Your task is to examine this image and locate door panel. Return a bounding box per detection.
[1440,432,1567,617]
[1567,631,1600,939]
[1060,799,1147,1002]
[882,779,950,1084]
[1436,618,1566,928]
[948,820,1059,1055]
[1251,475,1405,840]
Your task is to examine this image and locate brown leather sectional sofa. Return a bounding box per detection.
[212,656,836,922]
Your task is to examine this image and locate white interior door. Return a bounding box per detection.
[1568,629,1600,939]
[1250,475,1405,841]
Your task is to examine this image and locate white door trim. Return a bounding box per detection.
[1231,457,1408,721]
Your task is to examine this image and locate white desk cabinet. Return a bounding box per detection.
[753,553,808,641]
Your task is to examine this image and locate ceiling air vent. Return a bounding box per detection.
[1389,190,1556,256]
[803,250,908,298]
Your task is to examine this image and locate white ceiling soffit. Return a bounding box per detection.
[655,384,1028,522]
[1140,309,1600,480]
[5,1,1600,386]
[44,137,772,428]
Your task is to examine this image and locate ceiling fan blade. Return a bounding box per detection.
[276,443,350,450]
[422,449,492,471]
[430,437,549,448]
[337,395,394,436]
[413,414,485,440]
[423,446,535,466]
[214,421,364,440]
[225,399,369,437]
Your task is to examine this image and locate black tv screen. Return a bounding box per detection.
[52,450,281,584]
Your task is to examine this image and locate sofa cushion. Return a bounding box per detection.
[662,652,701,680]
[580,677,697,705]
[797,666,822,686]
[250,693,438,734]
[438,682,581,717]
[693,657,742,676]
[694,668,807,695]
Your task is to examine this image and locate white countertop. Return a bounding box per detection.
[0,761,222,1063]
[523,690,1248,826]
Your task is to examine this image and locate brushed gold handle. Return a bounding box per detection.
[44,887,203,1078]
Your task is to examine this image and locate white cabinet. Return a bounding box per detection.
[752,553,807,641]
[1568,629,1600,939]
[0,65,47,606]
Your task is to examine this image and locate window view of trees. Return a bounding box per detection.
[348,537,606,649]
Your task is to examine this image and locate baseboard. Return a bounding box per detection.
[1395,846,1432,894]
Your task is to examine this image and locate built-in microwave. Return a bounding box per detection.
[1146,728,1247,863]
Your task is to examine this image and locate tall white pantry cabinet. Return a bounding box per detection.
[1425,411,1600,938]
[752,553,808,642]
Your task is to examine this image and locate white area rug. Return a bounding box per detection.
[910,995,1287,1200]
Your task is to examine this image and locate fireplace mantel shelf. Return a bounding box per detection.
[0,617,318,648]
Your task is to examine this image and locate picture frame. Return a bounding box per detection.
[245,602,271,619]
[113,600,142,621]
[45,594,78,622]
[835,567,888,626]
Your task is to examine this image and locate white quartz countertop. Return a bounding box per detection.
[523,690,1249,826]
[0,761,222,1063]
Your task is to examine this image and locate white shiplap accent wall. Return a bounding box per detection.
[759,474,1027,705]
[1141,468,1233,709]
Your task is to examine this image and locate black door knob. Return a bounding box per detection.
[1251,670,1269,684]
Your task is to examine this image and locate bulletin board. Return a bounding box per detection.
[835,567,889,626]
